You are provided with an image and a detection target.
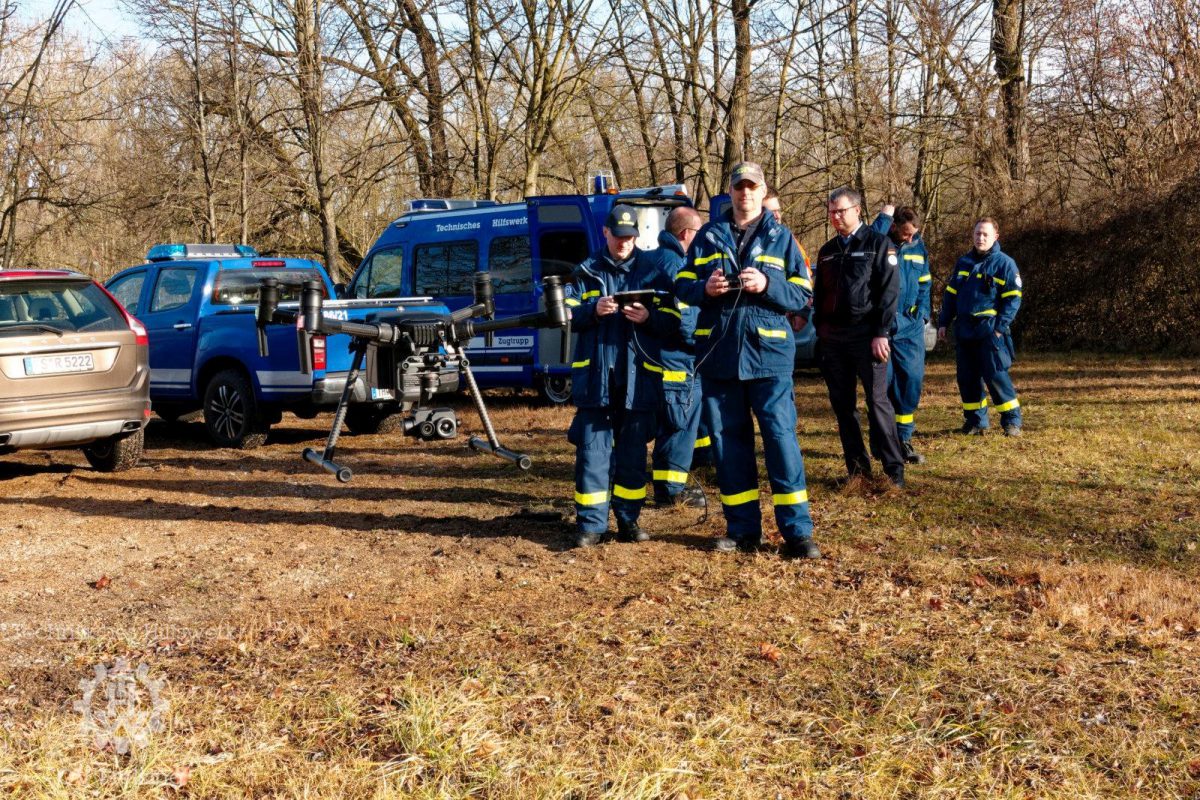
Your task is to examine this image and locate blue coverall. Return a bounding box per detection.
[938,241,1024,429]
[632,230,705,503]
[871,213,932,443]
[675,210,815,546]
[566,248,682,535]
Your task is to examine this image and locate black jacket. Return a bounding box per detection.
[813,223,899,341]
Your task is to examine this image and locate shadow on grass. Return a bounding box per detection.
[84,474,548,507]
[0,494,576,550]
[0,461,75,481]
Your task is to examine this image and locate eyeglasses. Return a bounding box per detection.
[828,205,858,217]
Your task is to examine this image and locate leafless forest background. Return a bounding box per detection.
[2,0,1198,348]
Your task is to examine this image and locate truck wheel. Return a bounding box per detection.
[83,429,144,472]
[203,369,269,449]
[538,375,572,406]
[344,406,383,435]
[344,406,404,435]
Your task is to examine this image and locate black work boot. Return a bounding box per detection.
[960,421,986,435]
[677,486,707,509]
[616,522,649,543]
[902,441,925,464]
[714,536,759,553]
[574,531,604,548]
[780,539,822,560]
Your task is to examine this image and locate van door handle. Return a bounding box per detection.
[173,322,193,330]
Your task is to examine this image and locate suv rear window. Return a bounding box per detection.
[0,279,126,334]
[212,269,329,305]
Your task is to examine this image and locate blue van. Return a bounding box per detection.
[346,186,694,403]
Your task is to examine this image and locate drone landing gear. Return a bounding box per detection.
[301,345,532,483]
[459,353,533,471]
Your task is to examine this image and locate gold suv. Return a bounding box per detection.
[0,270,150,471]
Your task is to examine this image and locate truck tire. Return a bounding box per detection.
[203,369,269,449]
[538,375,572,406]
[83,428,144,472]
[344,405,404,435]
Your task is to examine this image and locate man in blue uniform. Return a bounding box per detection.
[871,204,932,464]
[675,162,819,559]
[814,187,907,487]
[566,204,685,547]
[633,206,708,509]
[938,217,1024,436]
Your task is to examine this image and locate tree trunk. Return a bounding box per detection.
[992,0,1029,184]
[722,0,751,181]
[294,0,340,278]
[398,0,452,196]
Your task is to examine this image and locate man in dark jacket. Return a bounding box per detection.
[632,206,708,508]
[675,162,819,559]
[937,217,1024,435]
[814,186,907,487]
[565,204,683,547]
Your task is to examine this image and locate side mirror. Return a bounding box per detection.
[333,282,346,299]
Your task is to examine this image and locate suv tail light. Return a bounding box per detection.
[311,335,326,371]
[96,280,150,345]
[128,315,149,346]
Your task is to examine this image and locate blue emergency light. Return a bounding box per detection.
[147,243,259,262]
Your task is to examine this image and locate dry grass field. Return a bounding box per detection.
[0,352,1197,798]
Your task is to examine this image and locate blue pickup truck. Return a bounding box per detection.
[105,244,447,448]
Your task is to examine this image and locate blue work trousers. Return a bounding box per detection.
[887,327,926,442]
[956,333,1022,428]
[700,375,814,544]
[651,383,703,501]
[570,403,655,534]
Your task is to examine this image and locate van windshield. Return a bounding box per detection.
[212,269,328,305]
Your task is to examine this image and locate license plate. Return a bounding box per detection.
[23,353,95,376]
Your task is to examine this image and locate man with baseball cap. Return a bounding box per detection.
[674,162,819,559]
[565,203,688,547]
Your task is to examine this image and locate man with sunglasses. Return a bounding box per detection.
[814,186,906,488]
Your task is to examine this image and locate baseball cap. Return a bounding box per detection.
[605,204,639,238]
[729,161,765,189]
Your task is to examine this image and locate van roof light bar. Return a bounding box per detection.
[147,243,259,262]
[404,198,502,214]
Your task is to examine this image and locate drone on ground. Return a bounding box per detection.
[255,272,570,482]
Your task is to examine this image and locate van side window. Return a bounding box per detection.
[359,247,404,298]
[487,236,533,294]
[150,268,198,313]
[537,231,590,278]
[107,271,146,316]
[414,241,478,296]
